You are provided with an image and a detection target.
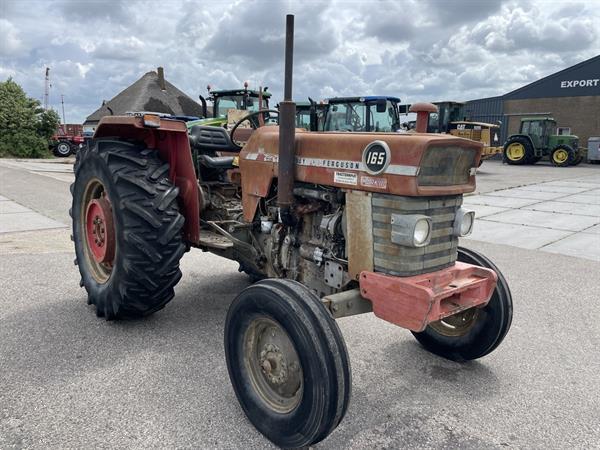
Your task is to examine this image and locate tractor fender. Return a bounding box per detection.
[94,115,200,244]
[505,134,538,156]
[505,134,534,149]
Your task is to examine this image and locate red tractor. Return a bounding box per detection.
[71,16,512,448]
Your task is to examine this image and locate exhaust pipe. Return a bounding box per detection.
[278,14,296,226]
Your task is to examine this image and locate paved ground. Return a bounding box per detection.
[464,175,600,261]
[1,157,599,448]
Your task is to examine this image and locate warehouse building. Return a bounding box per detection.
[464,55,600,147]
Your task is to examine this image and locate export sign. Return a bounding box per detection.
[560,79,599,88]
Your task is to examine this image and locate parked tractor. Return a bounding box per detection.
[427,101,503,162]
[323,96,402,132]
[71,16,512,448]
[295,99,326,130]
[50,133,84,157]
[504,117,583,166]
[186,83,271,129]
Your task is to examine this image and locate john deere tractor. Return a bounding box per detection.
[504,117,583,167]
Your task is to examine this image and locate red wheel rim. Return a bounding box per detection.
[85,195,115,265]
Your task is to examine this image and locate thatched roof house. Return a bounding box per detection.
[83,67,203,132]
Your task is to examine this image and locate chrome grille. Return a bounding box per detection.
[372,194,461,276]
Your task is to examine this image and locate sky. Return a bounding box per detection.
[1,0,599,123]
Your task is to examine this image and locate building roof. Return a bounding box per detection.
[503,54,600,100]
[85,70,204,123]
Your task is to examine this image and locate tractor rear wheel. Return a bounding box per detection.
[224,279,351,448]
[550,145,573,167]
[54,141,72,157]
[411,247,513,361]
[504,137,533,165]
[71,139,186,319]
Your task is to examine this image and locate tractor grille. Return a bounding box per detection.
[372,194,461,276]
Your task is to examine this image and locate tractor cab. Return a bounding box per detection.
[187,85,271,129]
[519,117,556,150]
[323,96,401,132]
[427,101,465,133]
[295,100,326,131]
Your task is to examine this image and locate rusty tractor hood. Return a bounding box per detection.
[238,127,482,222]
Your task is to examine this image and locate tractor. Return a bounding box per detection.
[504,117,583,167]
[426,101,503,163]
[323,96,402,132]
[295,99,326,130]
[71,15,512,448]
[186,83,272,129]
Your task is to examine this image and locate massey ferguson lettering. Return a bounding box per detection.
[560,79,599,88]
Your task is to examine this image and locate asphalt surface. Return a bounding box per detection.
[1,158,600,448]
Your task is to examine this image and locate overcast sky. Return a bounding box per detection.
[1,0,599,123]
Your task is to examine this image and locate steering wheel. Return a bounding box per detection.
[229,109,279,150]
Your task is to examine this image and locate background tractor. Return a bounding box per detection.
[504,117,583,167]
[71,15,512,448]
[427,101,503,162]
[323,96,401,132]
[186,83,272,129]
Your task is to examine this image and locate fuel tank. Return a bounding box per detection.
[239,126,482,222]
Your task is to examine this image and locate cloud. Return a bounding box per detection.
[0,19,22,56]
[0,0,598,122]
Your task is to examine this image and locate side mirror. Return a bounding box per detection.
[376,100,387,113]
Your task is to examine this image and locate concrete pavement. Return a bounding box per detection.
[465,174,600,261]
[1,157,599,448]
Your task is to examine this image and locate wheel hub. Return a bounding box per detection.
[429,307,480,337]
[554,149,568,163]
[245,317,303,412]
[85,195,115,265]
[507,143,524,160]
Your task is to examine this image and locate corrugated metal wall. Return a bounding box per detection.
[464,96,507,143]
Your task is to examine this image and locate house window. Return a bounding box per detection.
[557,127,571,136]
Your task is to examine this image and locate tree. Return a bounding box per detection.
[0,78,60,158]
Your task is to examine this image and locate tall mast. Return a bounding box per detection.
[44,67,50,110]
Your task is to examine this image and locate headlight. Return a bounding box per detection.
[453,208,475,236]
[391,214,432,248]
[414,218,431,246]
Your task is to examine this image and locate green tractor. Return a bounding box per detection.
[186,84,272,129]
[504,117,583,167]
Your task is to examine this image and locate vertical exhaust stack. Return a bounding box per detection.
[157,67,166,91]
[278,14,297,226]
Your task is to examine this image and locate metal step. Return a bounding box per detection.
[198,230,234,249]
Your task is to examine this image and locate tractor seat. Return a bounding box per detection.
[198,155,236,170]
[189,125,239,153]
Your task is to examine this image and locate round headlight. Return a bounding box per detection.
[460,211,475,236]
[414,219,431,246]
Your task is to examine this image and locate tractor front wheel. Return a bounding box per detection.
[504,137,533,165]
[224,279,351,448]
[411,247,513,361]
[551,145,574,167]
[71,139,186,319]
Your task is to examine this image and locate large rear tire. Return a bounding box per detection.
[71,139,186,319]
[411,247,513,361]
[54,141,72,157]
[504,137,533,165]
[224,279,351,448]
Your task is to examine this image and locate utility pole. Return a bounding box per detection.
[44,67,50,110]
[61,94,66,125]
